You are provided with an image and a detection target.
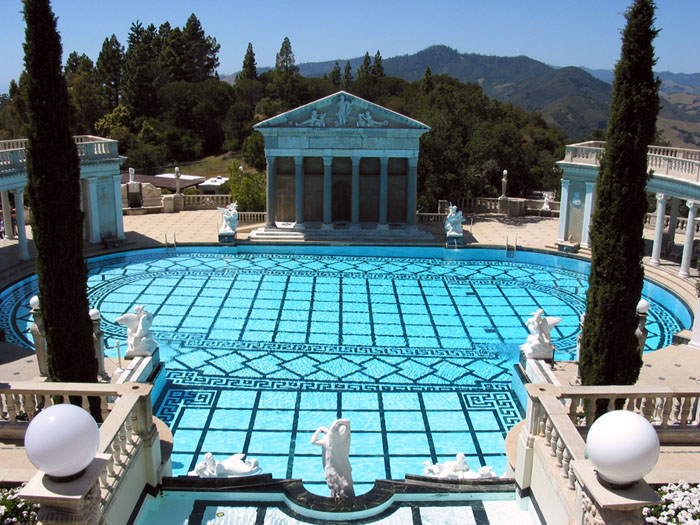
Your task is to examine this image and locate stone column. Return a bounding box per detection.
[112,174,125,239]
[378,157,389,229]
[265,155,276,228]
[350,156,360,229]
[666,197,679,254]
[650,193,666,266]
[294,156,305,230]
[13,188,29,260]
[679,200,697,278]
[406,157,418,228]
[84,177,101,244]
[580,182,595,248]
[322,156,333,229]
[557,179,571,243]
[2,190,14,240]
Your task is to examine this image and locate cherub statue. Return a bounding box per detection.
[311,419,354,499]
[356,110,388,127]
[188,452,261,477]
[217,202,238,233]
[296,109,326,127]
[444,203,465,235]
[116,305,157,357]
[520,308,562,359]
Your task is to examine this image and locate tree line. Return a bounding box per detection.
[0,16,567,211]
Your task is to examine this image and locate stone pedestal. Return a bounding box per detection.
[173,193,184,212]
[446,232,463,246]
[507,198,526,217]
[498,196,508,214]
[219,232,236,245]
[162,195,175,213]
[20,455,109,525]
[127,182,142,208]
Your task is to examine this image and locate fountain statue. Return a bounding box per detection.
[444,203,465,236]
[188,452,261,477]
[116,305,157,357]
[422,453,497,480]
[311,418,354,499]
[520,308,562,359]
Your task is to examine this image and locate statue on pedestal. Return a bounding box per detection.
[116,305,157,357]
[311,418,354,499]
[28,296,48,377]
[444,203,465,236]
[520,308,562,359]
[218,202,238,234]
[188,452,261,477]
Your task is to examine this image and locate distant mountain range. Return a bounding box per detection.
[224,45,700,147]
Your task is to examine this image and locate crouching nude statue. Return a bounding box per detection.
[311,418,354,499]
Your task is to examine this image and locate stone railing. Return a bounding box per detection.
[563,141,700,183]
[183,193,233,209]
[643,213,700,235]
[516,383,700,524]
[238,211,266,223]
[417,212,447,224]
[453,197,500,212]
[1,381,159,521]
[0,136,119,174]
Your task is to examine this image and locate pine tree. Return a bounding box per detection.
[357,51,371,79]
[341,61,353,90]
[182,13,220,82]
[372,50,385,77]
[240,42,257,80]
[275,37,298,104]
[96,34,124,111]
[421,66,434,94]
[123,21,161,117]
[22,0,97,384]
[329,61,341,87]
[580,0,660,390]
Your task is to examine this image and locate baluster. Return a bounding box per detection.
[567,460,576,490]
[6,394,17,424]
[538,413,547,437]
[99,465,109,492]
[81,396,89,410]
[638,397,647,419]
[679,397,691,428]
[22,394,36,421]
[549,427,559,457]
[100,397,109,423]
[670,397,681,424]
[545,418,553,445]
[111,439,124,467]
[561,447,572,479]
[555,437,564,468]
[118,425,129,457]
[128,410,138,445]
[690,397,700,426]
[607,397,616,412]
[567,396,578,424]
[585,398,596,426]
[661,396,673,428]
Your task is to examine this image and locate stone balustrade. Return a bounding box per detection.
[2,381,159,522]
[564,141,700,183]
[183,193,233,210]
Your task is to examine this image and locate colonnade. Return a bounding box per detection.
[1,188,29,260]
[264,154,418,230]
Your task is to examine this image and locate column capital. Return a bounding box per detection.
[12,187,24,195]
[561,178,570,190]
[687,200,697,210]
[294,155,303,167]
[265,155,276,166]
[408,157,418,168]
[380,156,389,168]
[656,193,666,202]
[322,156,333,167]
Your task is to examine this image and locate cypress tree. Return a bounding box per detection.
[579,0,660,389]
[240,42,258,80]
[22,0,97,383]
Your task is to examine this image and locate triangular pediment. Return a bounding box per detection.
[254,91,430,131]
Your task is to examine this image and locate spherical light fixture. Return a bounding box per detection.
[585,410,659,489]
[89,308,101,321]
[29,295,40,309]
[24,404,100,482]
[636,299,650,314]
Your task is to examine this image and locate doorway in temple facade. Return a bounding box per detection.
[332,180,351,222]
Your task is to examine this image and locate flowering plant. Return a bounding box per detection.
[644,481,700,524]
[0,485,39,525]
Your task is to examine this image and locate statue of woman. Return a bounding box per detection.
[311,418,354,499]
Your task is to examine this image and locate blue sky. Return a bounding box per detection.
[2,0,699,93]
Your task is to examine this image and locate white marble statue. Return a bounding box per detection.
[501,170,508,198]
[311,418,354,499]
[422,453,498,480]
[296,109,326,127]
[128,167,135,183]
[116,305,157,357]
[29,296,48,377]
[444,203,465,236]
[520,308,562,359]
[217,202,238,234]
[356,110,388,127]
[188,452,261,478]
[335,95,352,127]
[542,193,551,211]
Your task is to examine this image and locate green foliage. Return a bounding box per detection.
[421,66,434,94]
[357,52,371,79]
[342,61,353,90]
[222,102,254,151]
[227,165,266,211]
[65,53,106,133]
[274,37,299,105]
[184,186,202,195]
[95,104,131,150]
[0,485,39,524]
[372,50,385,77]
[241,131,266,171]
[240,42,258,80]
[580,0,660,389]
[329,62,341,87]
[96,34,124,110]
[22,0,97,383]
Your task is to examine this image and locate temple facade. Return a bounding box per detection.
[253,92,430,235]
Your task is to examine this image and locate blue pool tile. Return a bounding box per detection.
[247,431,291,454]
[201,430,247,453]
[208,408,252,430]
[389,456,432,479]
[476,431,506,454]
[341,392,378,410]
[172,429,203,452]
[283,299,311,310]
[170,453,196,476]
[275,332,307,343]
[422,393,462,411]
[343,312,370,324]
[343,302,369,312]
[253,409,295,431]
[375,336,407,347]
[256,454,289,478]
[350,456,389,482]
[426,411,469,432]
[402,314,431,326]
[254,299,281,309]
[242,330,274,342]
[350,432,384,452]
[300,392,338,410]
[178,408,210,428]
[341,335,374,346]
[371,303,399,314]
[248,309,279,320]
[373,324,404,336]
[341,411,381,431]
[310,321,339,333]
[469,411,501,431]
[384,411,425,432]
[382,392,420,410]
[431,432,477,456]
[258,391,297,409]
[386,432,430,455]
[180,317,213,329]
[218,390,257,408]
[308,333,339,345]
[342,323,369,335]
[292,455,322,480]
[208,329,241,341]
[432,315,463,327]
[280,309,309,321]
[311,311,339,322]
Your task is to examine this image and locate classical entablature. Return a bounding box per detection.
[253,92,430,233]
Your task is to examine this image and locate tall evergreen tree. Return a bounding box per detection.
[329,61,341,87]
[96,34,124,111]
[275,36,298,104]
[372,50,385,77]
[182,13,220,82]
[421,66,434,94]
[240,42,258,80]
[580,0,660,389]
[22,0,97,384]
[357,51,371,79]
[341,61,353,90]
[122,21,161,117]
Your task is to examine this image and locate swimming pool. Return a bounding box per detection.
[0,245,690,495]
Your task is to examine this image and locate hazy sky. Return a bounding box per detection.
[2,0,699,93]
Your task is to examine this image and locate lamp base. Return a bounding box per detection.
[46,468,87,483]
[595,472,636,491]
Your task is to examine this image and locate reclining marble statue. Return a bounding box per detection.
[422,453,497,480]
[188,452,261,477]
[520,308,562,359]
[311,418,354,499]
[116,305,157,357]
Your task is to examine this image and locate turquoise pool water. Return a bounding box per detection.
[0,246,690,495]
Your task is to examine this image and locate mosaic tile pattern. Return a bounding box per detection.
[0,248,687,492]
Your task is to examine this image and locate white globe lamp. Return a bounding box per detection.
[24,404,100,482]
[586,410,659,489]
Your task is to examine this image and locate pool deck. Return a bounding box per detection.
[1,210,699,488]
